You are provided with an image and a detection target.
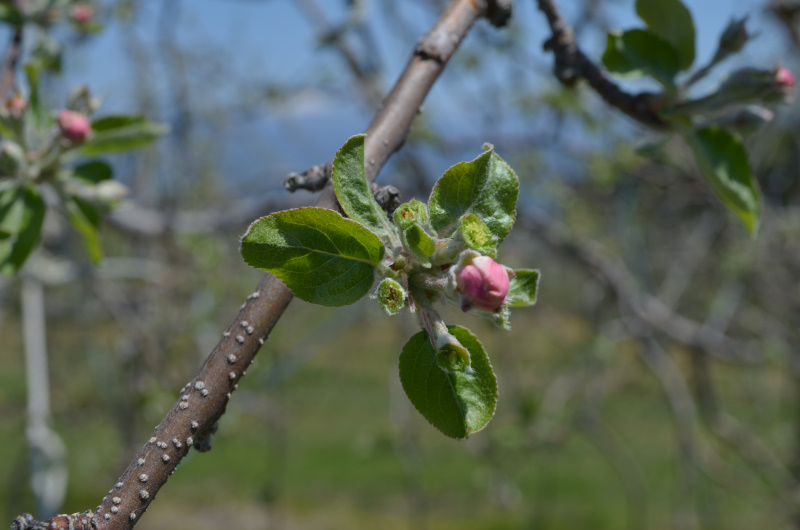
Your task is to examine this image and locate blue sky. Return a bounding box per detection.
[30,0,797,197]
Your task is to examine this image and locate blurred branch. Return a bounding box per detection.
[768,1,800,50]
[534,0,668,129]
[0,18,23,98]
[9,1,505,528]
[523,211,760,363]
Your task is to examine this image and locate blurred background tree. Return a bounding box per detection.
[1,0,800,529]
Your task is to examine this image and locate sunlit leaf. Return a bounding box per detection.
[241,207,385,306]
[428,147,518,244]
[399,326,497,439]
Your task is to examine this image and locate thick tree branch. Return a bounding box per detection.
[11,1,499,528]
[535,0,668,129]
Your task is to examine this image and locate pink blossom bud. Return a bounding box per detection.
[57,110,91,143]
[70,4,93,24]
[776,67,795,88]
[456,255,510,311]
[5,94,25,118]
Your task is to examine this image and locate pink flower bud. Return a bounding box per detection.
[776,67,795,88]
[456,255,510,311]
[5,94,25,118]
[57,110,91,143]
[70,4,93,24]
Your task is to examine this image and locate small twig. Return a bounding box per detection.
[535,0,668,129]
[371,183,401,215]
[284,162,332,193]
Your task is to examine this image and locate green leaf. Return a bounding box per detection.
[459,213,497,257]
[65,196,103,264]
[72,160,113,184]
[0,185,45,274]
[602,29,680,88]
[331,134,398,244]
[400,325,497,439]
[683,126,760,234]
[636,0,695,70]
[507,269,540,307]
[241,207,385,306]
[81,116,169,155]
[428,147,518,244]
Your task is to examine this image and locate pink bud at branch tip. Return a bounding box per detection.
[57,110,91,143]
[457,255,510,311]
[776,67,795,88]
[71,4,93,24]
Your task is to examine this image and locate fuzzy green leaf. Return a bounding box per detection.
[81,116,169,155]
[428,147,518,244]
[399,325,497,439]
[241,207,385,306]
[636,0,695,70]
[331,134,397,242]
[602,29,680,88]
[684,126,760,234]
[0,185,45,274]
[507,269,540,307]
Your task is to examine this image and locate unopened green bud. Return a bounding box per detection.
[459,213,497,257]
[376,278,406,315]
[393,199,429,230]
[713,17,750,63]
[0,141,25,176]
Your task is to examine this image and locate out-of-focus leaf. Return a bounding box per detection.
[602,29,680,88]
[72,160,113,184]
[0,5,24,26]
[636,0,695,70]
[66,196,102,264]
[24,63,54,134]
[684,126,760,234]
[0,185,46,274]
[81,116,169,155]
